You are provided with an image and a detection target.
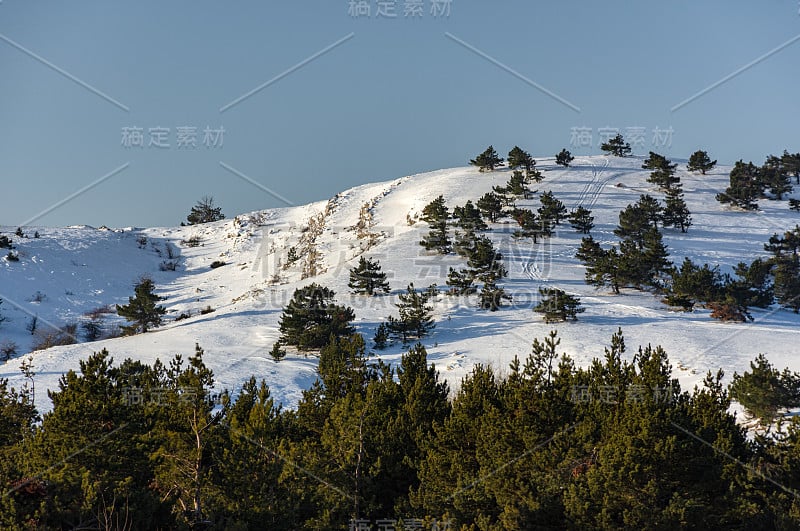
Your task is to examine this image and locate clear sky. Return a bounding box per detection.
[1,0,799,227]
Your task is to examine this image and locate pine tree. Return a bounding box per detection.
[781,150,800,184]
[687,150,717,174]
[348,256,390,295]
[538,191,568,226]
[470,145,504,172]
[507,146,535,172]
[512,208,549,242]
[506,171,533,198]
[615,201,655,246]
[387,283,434,343]
[452,200,487,232]
[662,185,692,232]
[716,160,763,210]
[446,267,476,296]
[468,235,507,281]
[761,154,792,200]
[478,278,511,311]
[600,134,631,157]
[773,254,800,312]
[186,196,225,225]
[0,235,12,249]
[644,153,679,190]
[568,206,594,234]
[419,195,451,253]
[555,148,574,167]
[476,191,504,222]
[269,341,286,361]
[730,354,800,424]
[278,284,355,350]
[576,236,622,294]
[373,322,389,349]
[534,287,584,322]
[116,277,166,334]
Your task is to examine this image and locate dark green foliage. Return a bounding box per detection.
[600,133,631,157]
[373,322,389,349]
[662,185,692,232]
[729,259,774,309]
[716,160,763,210]
[534,287,584,322]
[615,196,662,245]
[348,256,390,295]
[186,195,225,225]
[478,278,511,311]
[278,283,355,350]
[576,236,622,294]
[452,200,487,232]
[446,267,476,295]
[730,354,800,425]
[507,146,535,172]
[387,283,434,343]
[419,195,451,253]
[3,331,800,528]
[467,235,507,281]
[512,208,550,241]
[668,258,725,308]
[538,191,568,226]
[269,341,286,361]
[762,154,793,200]
[506,170,533,198]
[643,152,679,190]
[476,191,504,222]
[14,227,23,238]
[470,145,504,172]
[781,150,800,184]
[773,253,800,312]
[687,149,717,174]
[789,199,800,211]
[555,148,574,167]
[116,277,166,335]
[568,206,594,234]
[0,235,11,249]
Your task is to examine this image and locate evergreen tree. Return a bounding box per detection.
[419,195,451,253]
[468,235,507,281]
[278,284,355,350]
[446,267,476,296]
[507,146,535,172]
[667,258,725,308]
[452,200,487,232]
[476,191,504,222]
[116,277,166,334]
[373,322,389,349]
[773,253,800,312]
[716,160,763,210]
[387,283,434,343]
[727,258,774,309]
[470,145,504,172]
[789,199,800,211]
[513,208,550,241]
[576,236,622,294]
[600,134,631,157]
[568,206,594,234]
[762,154,793,199]
[687,149,717,174]
[662,185,692,232]
[534,287,584,322]
[478,278,511,311]
[348,256,390,295]
[614,200,655,246]
[538,191,568,226]
[781,149,800,184]
[730,354,800,425]
[642,151,675,172]
[269,341,286,361]
[555,148,574,167]
[643,152,679,190]
[0,235,11,249]
[506,170,533,198]
[186,195,225,225]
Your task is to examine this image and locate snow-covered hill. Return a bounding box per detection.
[2,155,800,414]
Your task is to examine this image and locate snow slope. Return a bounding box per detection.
[2,155,800,414]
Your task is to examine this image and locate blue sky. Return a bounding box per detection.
[1,0,799,227]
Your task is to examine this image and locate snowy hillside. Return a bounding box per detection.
[2,155,800,415]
